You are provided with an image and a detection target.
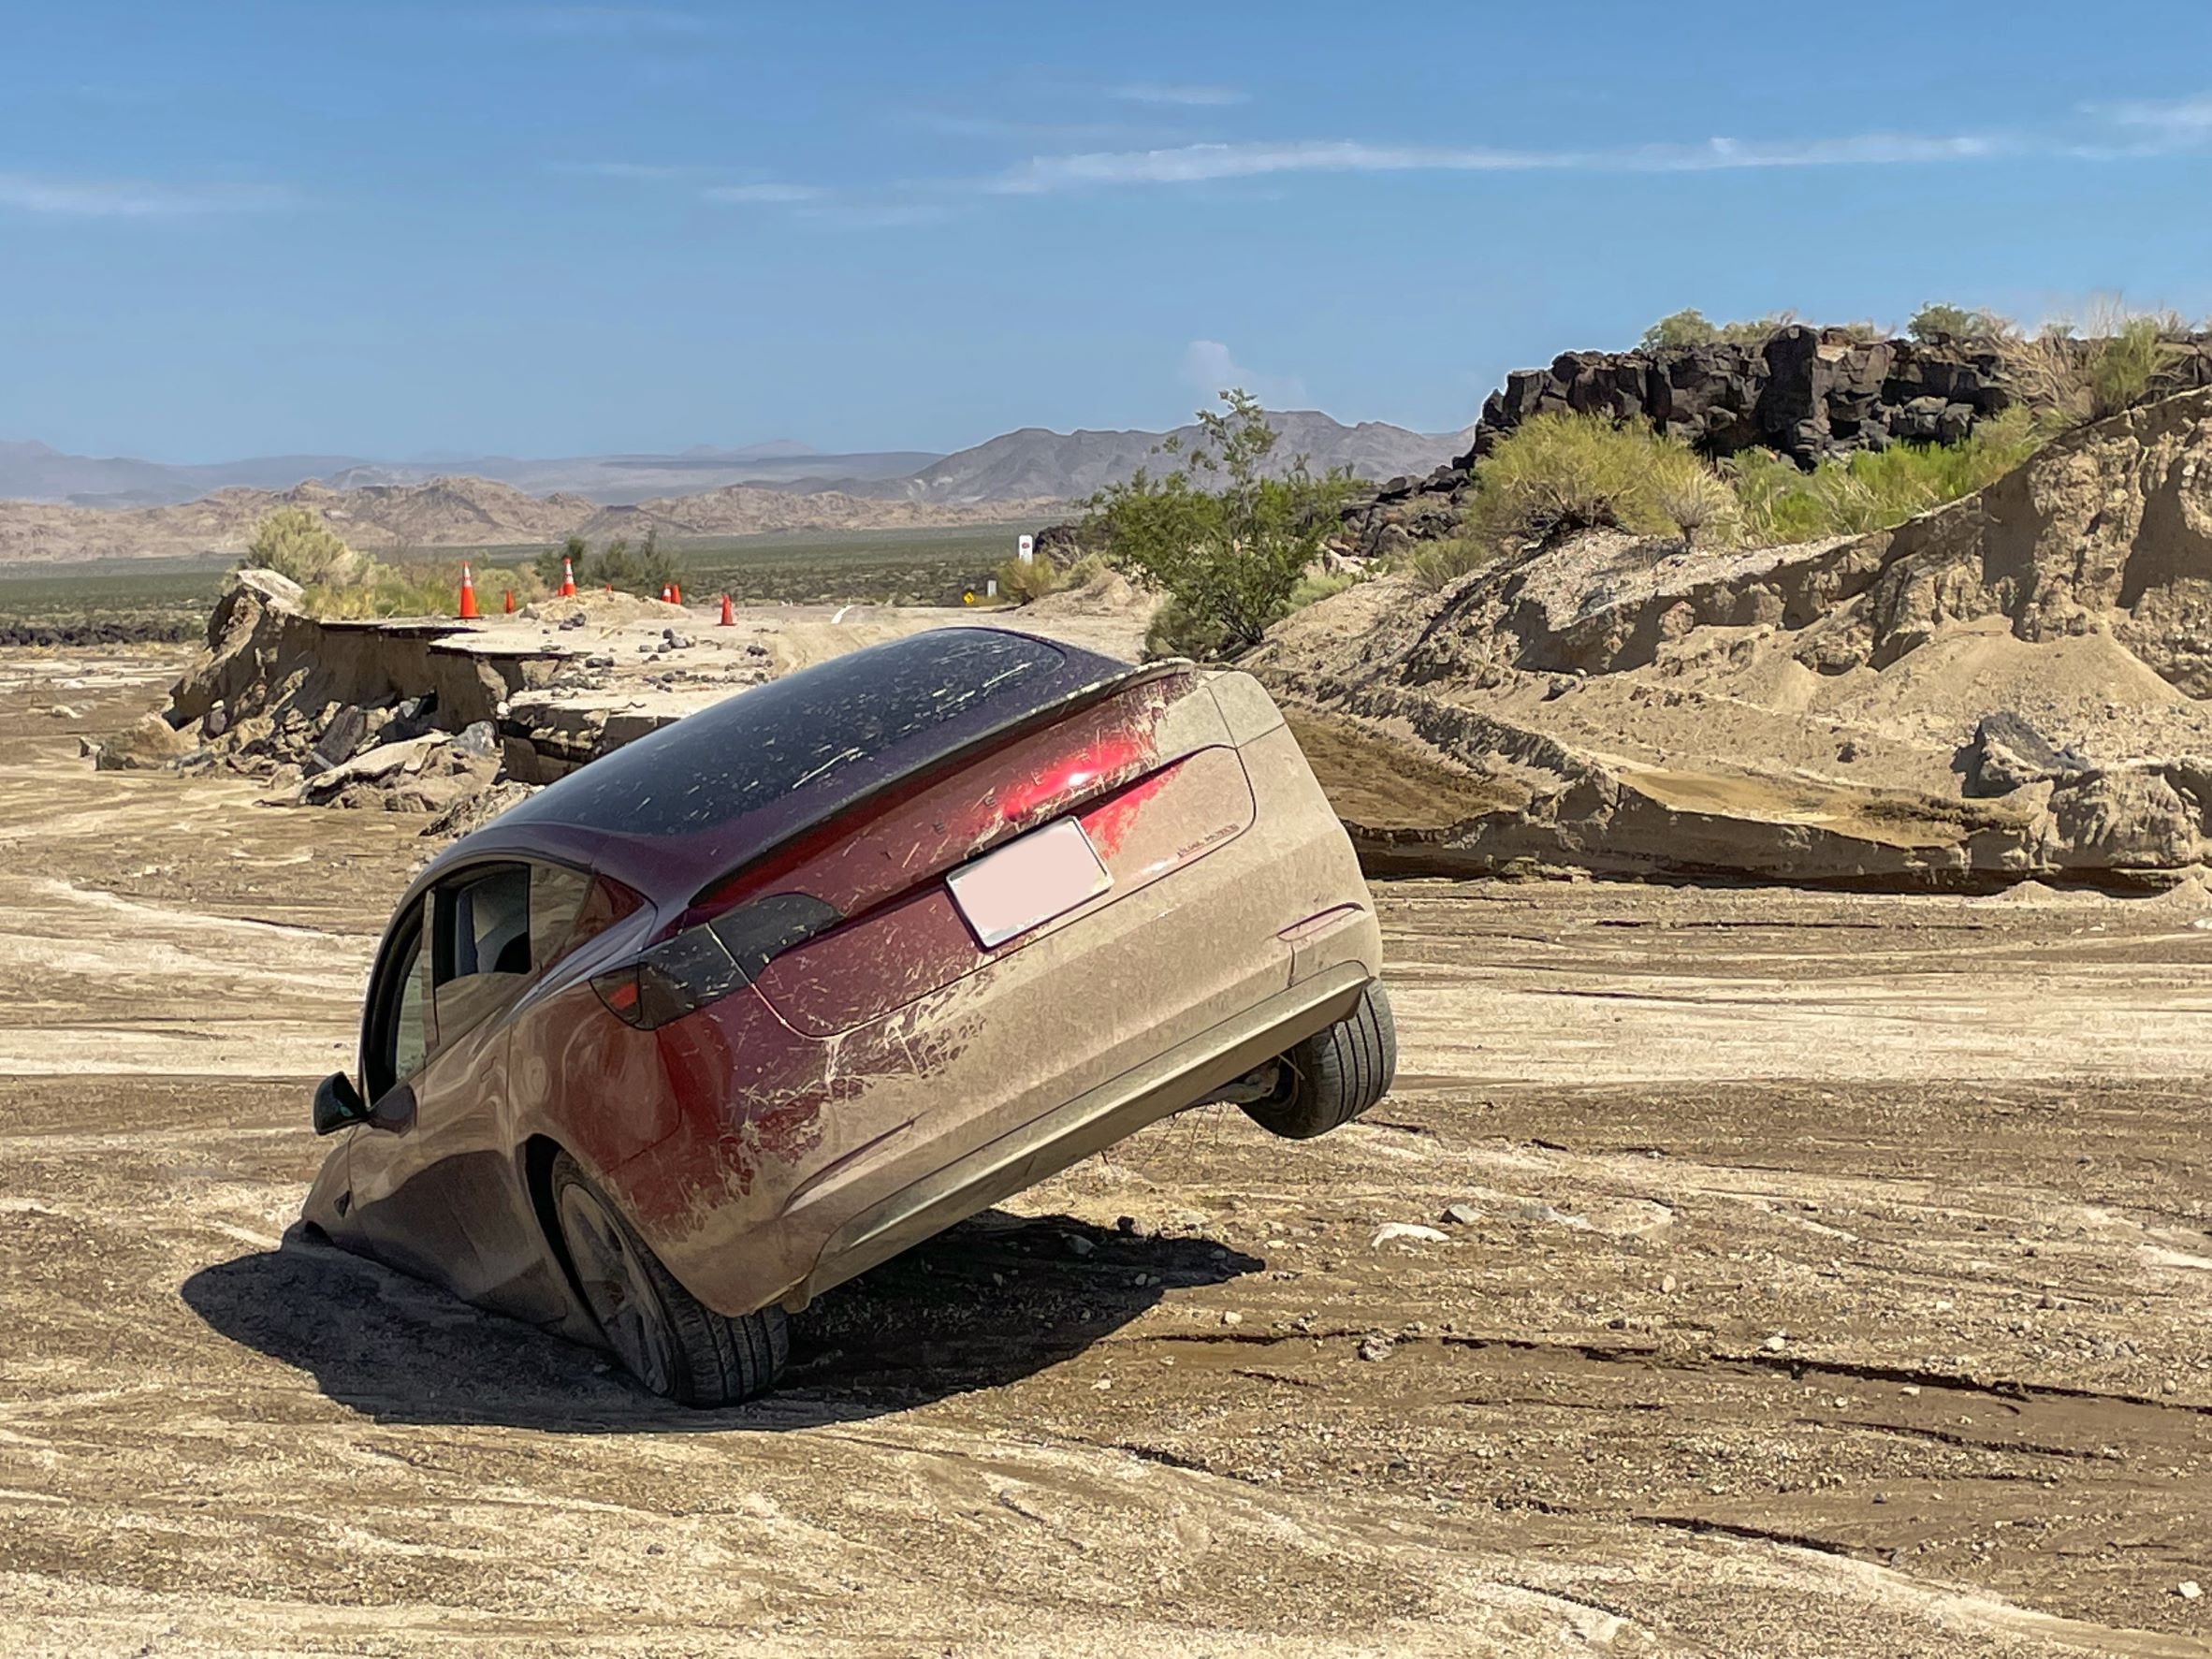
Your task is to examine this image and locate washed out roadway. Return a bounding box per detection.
[1,648,2208,1656]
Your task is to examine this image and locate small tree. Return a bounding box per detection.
[1640,309,1721,350]
[1909,301,2007,343]
[244,506,362,585]
[1084,389,1355,658]
[534,532,589,588]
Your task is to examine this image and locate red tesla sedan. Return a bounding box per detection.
[306,627,1392,1404]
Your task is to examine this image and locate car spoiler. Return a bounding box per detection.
[443,628,1191,913]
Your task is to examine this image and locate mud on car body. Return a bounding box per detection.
[306,627,1393,1404]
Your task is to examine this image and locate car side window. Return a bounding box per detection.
[363,901,431,1104]
[430,864,535,1050]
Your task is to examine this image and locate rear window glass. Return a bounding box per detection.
[503,629,1079,838]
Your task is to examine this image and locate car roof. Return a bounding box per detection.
[429,626,1159,907]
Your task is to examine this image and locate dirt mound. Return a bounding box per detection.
[1256,390,2212,886]
[518,589,683,628]
[1021,565,1156,620]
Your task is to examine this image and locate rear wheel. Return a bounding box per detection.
[549,1151,788,1406]
[1240,981,1396,1141]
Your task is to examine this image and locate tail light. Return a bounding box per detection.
[592,892,839,1029]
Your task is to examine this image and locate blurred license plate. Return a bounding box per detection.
[948,818,1111,948]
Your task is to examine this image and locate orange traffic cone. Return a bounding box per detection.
[559,556,576,597]
[661,583,674,604]
[458,561,480,619]
[718,592,735,626]
[672,582,683,605]
[502,589,515,614]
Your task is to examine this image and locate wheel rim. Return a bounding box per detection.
[557,1183,677,1396]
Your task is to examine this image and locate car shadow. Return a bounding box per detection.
[180,1212,1264,1433]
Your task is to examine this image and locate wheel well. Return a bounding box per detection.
[523,1134,583,1299]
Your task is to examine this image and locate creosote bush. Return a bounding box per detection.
[1084,388,1358,658]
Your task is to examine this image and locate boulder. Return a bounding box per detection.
[1961,713,2092,796]
[93,714,196,772]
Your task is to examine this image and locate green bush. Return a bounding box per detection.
[1995,303,2191,429]
[1084,388,1358,657]
[1729,407,2040,541]
[1288,569,1359,610]
[1403,535,1500,592]
[1640,309,1720,349]
[993,551,1062,604]
[1908,301,2009,343]
[1464,413,1721,547]
[244,507,365,587]
[1142,596,1227,661]
[532,531,688,597]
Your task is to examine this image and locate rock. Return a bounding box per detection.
[1439,1202,1482,1227]
[2180,1580,2203,1601]
[93,714,195,771]
[665,632,692,650]
[1371,1222,1449,1248]
[452,720,499,758]
[1763,1333,1788,1353]
[298,735,450,804]
[313,706,370,769]
[202,699,229,738]
[1063,1233,1096,1259]
[1220,1311,1244,1327]
[1357,1334,1395,1361]
[1962,712,2091,797]
[48,704,80,720]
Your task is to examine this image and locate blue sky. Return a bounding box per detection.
[5,0,2212,461]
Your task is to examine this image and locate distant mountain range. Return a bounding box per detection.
[0,413,1469,511]
[0,476,1062,567]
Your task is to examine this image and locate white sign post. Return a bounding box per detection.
[1016,533,1034,564]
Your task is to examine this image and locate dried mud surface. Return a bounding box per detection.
[3,649,2209,1657]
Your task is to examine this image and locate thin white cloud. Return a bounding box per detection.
[2099,93,2212,135]
[0,173,290,217]
[704,182,825,203]
[1181,341,1306,407]
[991,132,2011,194]
[1112,82,1248,108]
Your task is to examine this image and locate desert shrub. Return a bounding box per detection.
[1404,535,1500,592]
[244,507,366,587]
[1465,413,1733,549]
[1648,451,1740,548]
[1640,309,1721,350]
[1084,388,1358,657]
[534,534,590,589]
[1729,408,2040,542]
[1908,301,2009,343]
[1142,596,1227,661]
[1288,569,1359,610]
[1995,301,2190,429]
[993,550,1062,604]
[1714,311,1799,346]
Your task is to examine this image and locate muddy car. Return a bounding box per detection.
[305,627,1392,1404]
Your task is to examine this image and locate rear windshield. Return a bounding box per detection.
[502,628,1115,840]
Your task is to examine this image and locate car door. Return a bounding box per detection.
[348,859,592,1317]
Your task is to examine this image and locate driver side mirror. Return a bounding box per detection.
[313,1071,370,1136]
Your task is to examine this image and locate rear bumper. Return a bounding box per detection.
[788,960,1371,1308]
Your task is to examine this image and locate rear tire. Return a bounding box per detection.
[1240,981,1396,1141]
[549,1151,788,1406]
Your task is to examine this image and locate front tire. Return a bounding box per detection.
[549,1151,788,1406]
[1240,981,1396,1141]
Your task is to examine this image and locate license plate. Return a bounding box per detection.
[947,818,1112,948]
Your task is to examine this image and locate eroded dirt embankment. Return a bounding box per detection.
[1254,389,2212,891]
[3,648,2209,1655]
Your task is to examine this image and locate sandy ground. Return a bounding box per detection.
[3,648,2210,1657]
